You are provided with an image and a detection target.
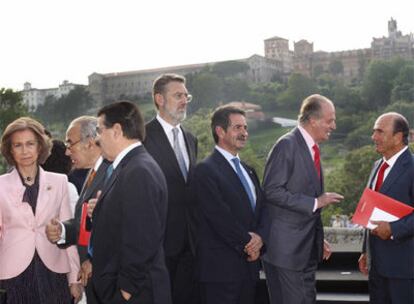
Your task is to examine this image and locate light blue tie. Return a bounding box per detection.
[232,158,256,210]
[172,128,188,181]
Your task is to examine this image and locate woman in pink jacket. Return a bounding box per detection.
[0,117,81,304]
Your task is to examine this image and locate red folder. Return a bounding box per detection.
[78,202,91,246]
[352,188,414,228]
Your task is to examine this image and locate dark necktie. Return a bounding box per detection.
[313,144,321,178]
[232,158,255,210]
[172,127,188,181]
[374,161,389,191]
[104,164,114,185]
[85,169,96,188]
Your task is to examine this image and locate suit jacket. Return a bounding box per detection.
[364,148,414,278]
[91,146,171,304]
[144,118,198,256]
[0,168,79,283]
[62,160,109,261]
[194,149,265,282]
[262,127,324,271]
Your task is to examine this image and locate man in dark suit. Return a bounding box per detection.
[262,94,343,304]
[358,112,414,304]
[45,115,108,304]
[144,74,198,304]
[194,105,265,304]
[91,101,171,304]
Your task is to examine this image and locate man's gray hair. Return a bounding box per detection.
[69,116,98,141]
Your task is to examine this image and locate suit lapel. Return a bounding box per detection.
[150,119,187,182]
[81,161,108,203]
[380,149,411,193]
[293,128,322,193]
[182,127,196,170]
[367,160,382,189]
[213,150,255,214]
[36,168,51,216]
[94,147,142,215]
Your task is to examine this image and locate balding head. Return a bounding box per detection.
[372,112,409,159]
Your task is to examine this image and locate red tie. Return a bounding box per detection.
[313,144,321,178]
[374,162,389,191]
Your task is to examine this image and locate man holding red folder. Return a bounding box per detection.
[358,112,414,304]
[45,116,108,304]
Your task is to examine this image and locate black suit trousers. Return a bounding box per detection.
[166,248,199,304]
[369,264,414,304]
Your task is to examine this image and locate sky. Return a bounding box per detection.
[1,0,413,91]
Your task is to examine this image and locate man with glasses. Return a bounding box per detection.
[91,101,171,304]
[45,116,109,304]
[144,74,199,304]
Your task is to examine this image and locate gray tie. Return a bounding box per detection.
[172,127,188,181]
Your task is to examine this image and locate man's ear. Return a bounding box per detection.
[215,126,225,140]
[112,123,123,138]
[154,93,164,109]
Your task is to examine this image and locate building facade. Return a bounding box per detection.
[264,18,413,83]
[88,55,283,106]
[22,80,82,111]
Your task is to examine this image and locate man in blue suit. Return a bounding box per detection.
[359,112,414,304]
[194,105,266,304]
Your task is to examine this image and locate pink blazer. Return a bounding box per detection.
[0,168,80,284]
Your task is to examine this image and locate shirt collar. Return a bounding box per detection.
[298,125,317,151]
[382,146,408,168]
[93,156,103,171]
[215,145,239,163]
[112,142,141,169]
[156,114,181,134]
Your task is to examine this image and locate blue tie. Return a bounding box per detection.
[104,164,114,184]
[232,158,256,210]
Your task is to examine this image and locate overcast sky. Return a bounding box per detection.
[1,0,413,91]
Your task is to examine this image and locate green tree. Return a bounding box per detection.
[313,64,324,78]
[56,86,94,124]
[324,145,378,221]
[328,60,344,76]
[0,88,28,172]
[362,59,405,109]
[211,61,249,77]
[391,64,414,103]
[187,72,222,112]
[277,73,317,109]
[0,89,28,133]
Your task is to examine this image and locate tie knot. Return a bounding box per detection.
[232,157,240,166]
[313,144,320,154]
[380,161,389,171]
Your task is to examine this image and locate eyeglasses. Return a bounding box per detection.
[64,139,82,150]
[172,92,193,103]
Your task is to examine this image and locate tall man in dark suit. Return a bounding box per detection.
[262,94,343,304]
[45,115,108,304]
[194,105,265,304]
[358,112,414,304]
[91,101,171,304]
[144,74,198,304]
